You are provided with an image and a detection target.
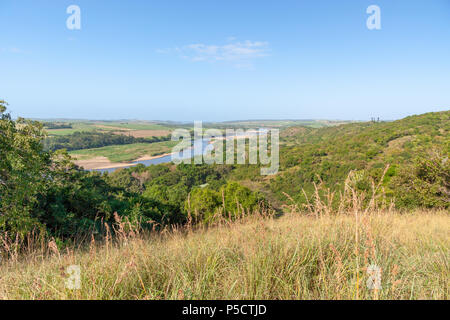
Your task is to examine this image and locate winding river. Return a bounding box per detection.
[94,130,266,174]
[94,139,211,173]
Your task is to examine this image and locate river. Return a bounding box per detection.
[94,139,211,173]
[94,130,266,174]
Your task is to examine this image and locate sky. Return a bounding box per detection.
[0,0,449,121]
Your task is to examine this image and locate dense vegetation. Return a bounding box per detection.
[43,131,171,152]
[43,122,73,129]
[1,99,448,246]
[233,111,449,210]
[1,100,265,240]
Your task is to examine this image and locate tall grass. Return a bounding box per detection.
[0,209,448,300]
[0,171,448,300]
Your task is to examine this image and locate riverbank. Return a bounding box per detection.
[72,134,259,171]
[73,156,138,170]
[73,152,175,170]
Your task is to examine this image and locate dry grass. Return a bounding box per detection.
[0,209,448,300]
[0,169,448,300]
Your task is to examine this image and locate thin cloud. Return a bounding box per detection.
[1,47,25,54]
[157,39,270,67]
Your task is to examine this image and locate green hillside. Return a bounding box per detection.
[230,111,449,209]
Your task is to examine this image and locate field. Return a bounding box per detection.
[44,121,174,136]
[45,123,98,136]
[112,129,171,138]
[0,210,448,300]
[70,141,177,163]
[45,119,342,136]
[93,122,173,131]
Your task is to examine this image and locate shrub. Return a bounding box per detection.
[390,152,449,209]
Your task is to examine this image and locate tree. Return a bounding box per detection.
[221,182,266,218]
[390,151,449,209]
[0,100,50,236]
[185,187,221,223]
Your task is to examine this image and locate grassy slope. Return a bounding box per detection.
[231,111,449,204]
[0,210,448,299]
[69,141,178,162]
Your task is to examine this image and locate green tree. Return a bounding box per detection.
[221,182,266,218]
[185,187,221,223]
[0,101,50,236]
[390,152,449,209]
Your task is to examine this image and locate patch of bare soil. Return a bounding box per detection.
[73,156,137,170]
[386,135,414,153]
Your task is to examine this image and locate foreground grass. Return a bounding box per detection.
[69,141,178,162]
[0,211,448,300]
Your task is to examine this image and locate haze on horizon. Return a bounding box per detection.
[1,0,449,122]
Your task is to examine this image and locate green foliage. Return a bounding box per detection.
[185,187,221,222]
[185,182,267,223]
[390,152,449,209]
[270,111,449,208]
[0,101,179,238]
[141,163,232,223]
[221,182,266,217]
[42,122,73,130]
[0,101,50,236]
[44,130,171,152]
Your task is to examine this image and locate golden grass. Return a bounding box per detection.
[0,210,448,300]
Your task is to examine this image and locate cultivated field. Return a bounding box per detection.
[45,121,174,136]
[112,129,171,138]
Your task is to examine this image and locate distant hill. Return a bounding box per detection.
[204,119,355,129]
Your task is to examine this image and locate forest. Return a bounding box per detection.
[43,130,171,152]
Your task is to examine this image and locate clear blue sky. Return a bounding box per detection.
[1,0,449,121]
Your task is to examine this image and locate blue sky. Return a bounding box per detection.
[0,0,449,121]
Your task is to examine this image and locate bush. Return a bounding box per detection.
[185,187,221,223]
[390,152,449,209]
